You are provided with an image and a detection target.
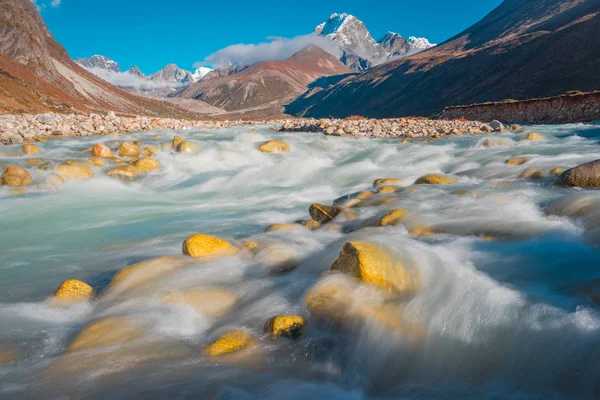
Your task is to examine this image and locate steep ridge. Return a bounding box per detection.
[287,0,600,118]
[0,0,199,117]
[174,45,350,111]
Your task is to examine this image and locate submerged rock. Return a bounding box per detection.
[107,164,140,180]
[182,234,238,258]
[264,223,303,232]
[66,316,143,353]
[203,330,257,357]
[373,178,404,188]
[258,140,290,153]
[330,241,420,296]
[505,157,529,166]
[21,144,40,155]
[519,168,545,180]
[557,159,600,188]
[56,164,94,180]
[549,167,565,176]
[263,315,305,339]
[107,255,193,295]
[525,132,546,141]
[89,157,105,167]
[1,165,32,186]
[162,288,238,317]
[332,191,374,208]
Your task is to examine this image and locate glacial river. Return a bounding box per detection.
[0,124,599,399]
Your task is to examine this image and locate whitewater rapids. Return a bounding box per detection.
[0,124,599,399]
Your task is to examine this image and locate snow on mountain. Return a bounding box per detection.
[408,36,436,49]
[314,13,435,71]
[75,55,121,73]
[192,67,212,81]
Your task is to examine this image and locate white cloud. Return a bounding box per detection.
[83,67,185,90]
[31,0,61,8]
[196,35,342,69]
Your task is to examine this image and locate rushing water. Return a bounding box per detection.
[1,124,600,399]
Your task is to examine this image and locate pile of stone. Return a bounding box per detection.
[0,112,284,144]
[279,118,513,138]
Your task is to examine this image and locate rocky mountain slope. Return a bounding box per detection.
[314,13,435,71]
[288,0,600,118]
[0,0,204,117]
[174,45,351,112]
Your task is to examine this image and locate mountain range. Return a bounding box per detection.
[0,0,598,119]
[314,13,435,71]
[287,0,600,118]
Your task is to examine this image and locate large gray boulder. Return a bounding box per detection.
[557,160,600,188]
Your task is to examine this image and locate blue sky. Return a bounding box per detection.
[38,0,503,74]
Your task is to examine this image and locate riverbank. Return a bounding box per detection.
[0,112,285,144]
[1,112,518,145]
[278,117,515,138]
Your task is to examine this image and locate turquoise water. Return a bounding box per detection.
[0,124,600,399]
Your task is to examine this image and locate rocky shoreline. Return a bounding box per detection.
[278,117,514,138]
[0,112,284,145]
[0,112,517,144]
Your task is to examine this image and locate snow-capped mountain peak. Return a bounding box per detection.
[75,55,121,73]
[408,36,436,49]
[192,67,213,81]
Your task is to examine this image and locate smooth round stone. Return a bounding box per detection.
[92,143,113,158]
[133,157,160,173]
[263,315,305,339]
[117,142,141,158]
[202,330,257,357]
[258,140,290,153]
[107,165,140,180]
[21,144,40,155]
[56,164,94,180]
[182,234,238,258]
[1,165,32,186]
[54,279,94,302]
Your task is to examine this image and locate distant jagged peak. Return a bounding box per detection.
[127,65,145,78]
[75,54,121,73]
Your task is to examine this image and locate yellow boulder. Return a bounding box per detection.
[21,144,40,155]
[203,330,257,357]
[117,142,141,158]
[263,315,305,339]
[1,165,32,186]
[409,225,437,237]
[54,279,94,302]
[373,178,404,188]
[309,203,342,224]
[92,143,113,158]
[258,140,290,153]
[505,157,529,166]
[301,219,321,230]
[330,241,419,295]
[66,316,143,353]
[45,173,65,186]
[172,135,184,148]
[133,157,160,173]
[176,141,195,153]
[107,164,139,180]
[377,208,408,227]
[56,164,94,180]
[182,234,238,258]
[354,196,397,208]
[525,132,546,141]
[415,174,456,185]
